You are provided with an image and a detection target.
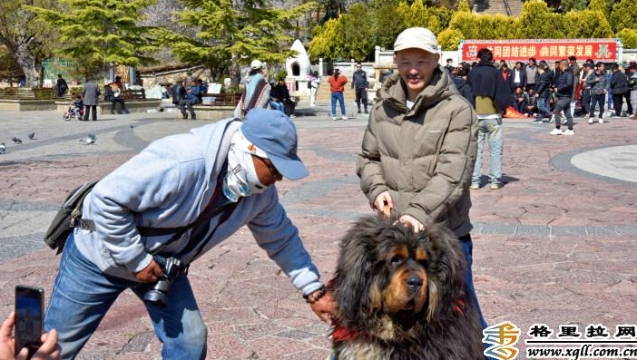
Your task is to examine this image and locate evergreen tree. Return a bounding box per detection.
[587,0,609,19]
[30,0,160,80]
[167,0,313,85]
[516,0,564,39]
[308,18,342,61]
[337,3,375,61]
[1,0,58,87]
[437,28,463,51]
[609,0,637,33]
[563,10,613,39]
[370,1,405,50]
[616,29,637,49]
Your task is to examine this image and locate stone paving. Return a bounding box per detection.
[1,104,637,359]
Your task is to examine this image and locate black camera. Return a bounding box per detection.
[143,255,185,307]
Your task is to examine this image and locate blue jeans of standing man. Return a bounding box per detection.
[44,233,207,359]
[459,234,488,329]
[471,117,503,187]
[331,91,346,117]
[554,96,573,130]
[536,97,551,120]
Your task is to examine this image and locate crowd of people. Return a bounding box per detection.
[450,56,637,134]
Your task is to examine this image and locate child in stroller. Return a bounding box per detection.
[63,95,84,121]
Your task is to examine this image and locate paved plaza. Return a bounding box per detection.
[1,103,636,359]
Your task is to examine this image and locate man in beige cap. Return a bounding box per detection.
[356,27,486,328]
[236,59,271,118]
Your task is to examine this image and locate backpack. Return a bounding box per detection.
[307,80,312,89]
[44,181,98,254]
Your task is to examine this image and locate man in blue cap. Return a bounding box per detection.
[44,109,333,359]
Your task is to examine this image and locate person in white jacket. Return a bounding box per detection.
[44,109,333,359]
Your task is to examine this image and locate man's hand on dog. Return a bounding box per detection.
[398,215,425,232]
[374,191,394,218]
[310,291,335,323]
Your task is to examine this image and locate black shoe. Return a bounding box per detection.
[191,114,196,120]
[183,114,188,120]
[124,110,129,114]
[364,110,368,114]
[111,110,115,115]
[357,109,361,114]
[92,119,97,121]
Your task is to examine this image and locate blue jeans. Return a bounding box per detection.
[331,91,346,117]
[536,97,551,119]
[459,234,488,329]
[44,233,207,359]
[471,117,503,186]
[269,100,285,113]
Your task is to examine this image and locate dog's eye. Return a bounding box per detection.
[390,256,403,266]
[419,259,430,268]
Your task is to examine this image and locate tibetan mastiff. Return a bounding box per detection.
[330,215,484,360]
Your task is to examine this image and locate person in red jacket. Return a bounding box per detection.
[328,68,348,121]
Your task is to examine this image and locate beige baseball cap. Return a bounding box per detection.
[393,27,440,54]
[251,60,264,70]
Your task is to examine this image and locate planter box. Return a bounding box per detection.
[0,99,57,111]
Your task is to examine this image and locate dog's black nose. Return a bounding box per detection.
[406,274,423,290]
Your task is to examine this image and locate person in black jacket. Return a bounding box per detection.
[171,77,188,119]
[550,59,574,135]
[453,63,474,106]
[56,74,68,98]
[351,62,369,114]
[534,62,553,122]
[467,48,510,190]
[609,64,631,117]
[270,78,296,118]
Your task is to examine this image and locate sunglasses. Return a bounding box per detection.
[254,155,281,178]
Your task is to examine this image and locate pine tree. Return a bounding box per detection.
[1,0,58,87]
[609,0,637,33]
[29,0,161,80]
[167,0,313,85]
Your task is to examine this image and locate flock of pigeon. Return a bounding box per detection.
[0,132,97,155]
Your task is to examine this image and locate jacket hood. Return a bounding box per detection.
[380,66,459,113]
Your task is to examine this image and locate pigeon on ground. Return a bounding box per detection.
[28,132,35,140]
[0,142,5,154]
[80,134,96,145]
[12,137,22,144]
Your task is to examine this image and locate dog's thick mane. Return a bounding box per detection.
[331,214,485,360]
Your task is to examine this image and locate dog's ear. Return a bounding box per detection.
[332,215,385,328]
[425,224,467,319]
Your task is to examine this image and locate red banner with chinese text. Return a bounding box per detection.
[461,39,619,63]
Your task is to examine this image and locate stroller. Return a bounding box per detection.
[63,102,84,121]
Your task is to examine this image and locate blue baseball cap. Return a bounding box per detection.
[241,109,309,180]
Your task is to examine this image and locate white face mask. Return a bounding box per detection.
[222,130,270,202]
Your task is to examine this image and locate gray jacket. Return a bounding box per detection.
[82,80,101,106]
[75,118,322,296]
[587,71,608,95]
[351,70,368,89]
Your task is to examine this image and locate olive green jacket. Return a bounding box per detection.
[356,67,478,237]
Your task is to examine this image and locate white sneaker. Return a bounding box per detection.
[550,128,563,136]
[598,118,604,124]
[341,116,348,120]
[588,118,594,124]
[332,116,337,121]
[563,129,575,136]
